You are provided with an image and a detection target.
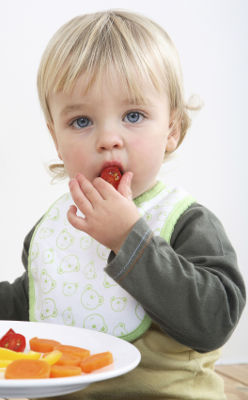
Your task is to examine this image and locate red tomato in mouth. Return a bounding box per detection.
[100,166,122,189]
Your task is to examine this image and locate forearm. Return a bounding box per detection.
[105,205,246,352]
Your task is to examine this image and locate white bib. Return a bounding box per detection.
[28,182,195,341]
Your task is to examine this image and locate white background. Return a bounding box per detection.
[0,0,247,363]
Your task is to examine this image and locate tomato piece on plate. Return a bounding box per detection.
[0,328,15,344]
[9,333,26,352]
[100,166,122,189]
[0,328,26,352]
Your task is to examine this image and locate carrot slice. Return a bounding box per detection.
[50,364,82,378]
[29,337,60,353]
[80,351,113,373]
[55,352,81,366]
[5,359,51,379]
[55,345,90,361]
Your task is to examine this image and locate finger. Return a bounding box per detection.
[118,172,133,200]
[76,173,103,205]
[92,177,117,199]
[67,205,88,232]
[69,178,93,215]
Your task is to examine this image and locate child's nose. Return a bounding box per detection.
[96,130,124,152]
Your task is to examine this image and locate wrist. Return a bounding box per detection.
[111,216,140,254]
[105,217,152,281]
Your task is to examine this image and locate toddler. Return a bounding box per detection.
[0,9,246,400]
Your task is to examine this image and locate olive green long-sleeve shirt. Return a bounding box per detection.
[0,203,246,353]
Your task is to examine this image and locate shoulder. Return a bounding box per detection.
[171,202,236,258]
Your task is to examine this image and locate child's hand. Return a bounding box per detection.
[67,172,140,254]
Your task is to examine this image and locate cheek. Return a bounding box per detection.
[133,135,166,163]
[58,142,87,174]
[130,137,165,183]
[130,136,154,155]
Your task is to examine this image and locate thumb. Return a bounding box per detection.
[118,172,133,200]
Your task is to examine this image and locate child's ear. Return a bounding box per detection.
[166,117,181,153]
[47,123,62,160]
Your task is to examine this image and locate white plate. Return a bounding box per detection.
[0,320,140,398]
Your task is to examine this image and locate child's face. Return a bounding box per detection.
[48,71,179,198]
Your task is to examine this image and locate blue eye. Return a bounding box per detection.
[71,117,91,129]
[125,111,144,123]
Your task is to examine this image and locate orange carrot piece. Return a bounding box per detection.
[50,364,82,378]
[55,344,90,361]
[80,351,113,373]
[55,352,81,366]
[5,359,51,379]
[29,337,61,353]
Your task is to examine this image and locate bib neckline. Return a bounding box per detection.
[134,181,166,207]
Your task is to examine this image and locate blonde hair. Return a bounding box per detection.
[37,9,198,178]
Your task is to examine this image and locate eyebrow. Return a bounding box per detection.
[123,99,150,106]
[60,98,151,117]
[60,104,88,117]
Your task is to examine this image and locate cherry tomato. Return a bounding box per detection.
[0,328,15,347]
[100,166,122,189]
[0,328,26,352]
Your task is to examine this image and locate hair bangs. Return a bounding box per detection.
[41,11,166,118]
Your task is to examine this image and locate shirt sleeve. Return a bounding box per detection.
[105,203,246,353]
[0,222,37,321]
[0,273,29,320]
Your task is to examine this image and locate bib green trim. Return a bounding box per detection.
[28,228,40,322]
[28,193,67,322]
[134,181,166,207]
[120,314,152,342]
[160,195,196,244]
